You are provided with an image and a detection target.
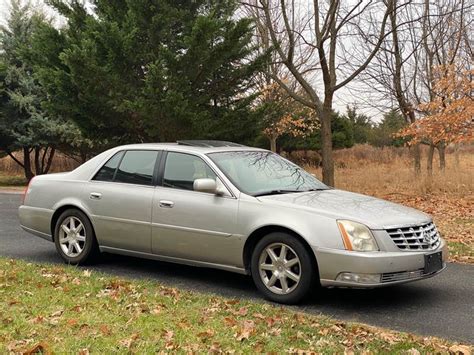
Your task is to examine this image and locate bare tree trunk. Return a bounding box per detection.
[438,142,446,171]
[389,4,421,175]
[43,148,55,174]
[23,147,34,181]
[34,147,40,176]
[269,135,277,152]
[427,144,435,175]
[320,107,334,186]
[414,143,421,174]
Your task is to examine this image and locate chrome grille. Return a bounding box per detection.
[386,222,441,251]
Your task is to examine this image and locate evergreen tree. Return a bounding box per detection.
[368,109,407,147]
[35,0,263,144]
[344,105,372,144]
[0,1,78,180]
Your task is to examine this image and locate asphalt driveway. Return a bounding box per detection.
[1,192,473,343]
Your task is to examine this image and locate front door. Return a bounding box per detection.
[151,151,240,266]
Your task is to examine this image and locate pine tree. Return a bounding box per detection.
[0,1,66,179]
[36,0,264,144]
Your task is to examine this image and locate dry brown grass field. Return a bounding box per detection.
[1,144,472,263]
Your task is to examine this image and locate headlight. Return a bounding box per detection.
[337,220,379,252]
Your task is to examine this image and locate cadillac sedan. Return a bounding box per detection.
[19,140,447,304]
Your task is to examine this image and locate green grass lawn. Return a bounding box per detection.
[448,241,474,262]
[0,258,470,353]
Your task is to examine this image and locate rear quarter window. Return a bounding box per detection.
[93,151,124,182]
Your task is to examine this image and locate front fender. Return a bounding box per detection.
[238,196,344,250]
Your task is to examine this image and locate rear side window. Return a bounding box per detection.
[93,151,124,182]
[114,150,159,185]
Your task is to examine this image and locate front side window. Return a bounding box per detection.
[163,152,217,191]
[208,151,328,196]
[93,151,124,182]
[114,150,159,185]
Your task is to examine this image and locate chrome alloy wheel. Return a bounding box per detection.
[58,216,86,257]
[258,242,301,295]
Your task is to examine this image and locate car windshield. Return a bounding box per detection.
[208,151,329,196]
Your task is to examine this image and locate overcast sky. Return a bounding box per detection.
[0,0,387,122]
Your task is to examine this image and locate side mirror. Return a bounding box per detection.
[193,178,218,194]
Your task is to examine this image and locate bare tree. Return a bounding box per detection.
[362,0,473,174]
[242,0,403,186]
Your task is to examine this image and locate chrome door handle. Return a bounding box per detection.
[90,192,102,200]
[159,200,174,208]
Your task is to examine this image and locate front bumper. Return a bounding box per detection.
[314,238,448,288]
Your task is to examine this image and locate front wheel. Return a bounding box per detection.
[54,209,99,265]
[251,232,316,304]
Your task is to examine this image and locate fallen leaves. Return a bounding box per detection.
[224,317,237,327]
[234,320,256,341]
[118,333,139,350]
[449,344,472,355]
[197,329,215,341]
[1,258,472,354]
[378,330,401,344]
[23,342,50,355]
[99,324,111,336]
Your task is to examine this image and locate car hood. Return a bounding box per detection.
[256,189,431,230]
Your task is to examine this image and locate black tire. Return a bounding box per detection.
[54,208,99,265]
[251,232,316,304]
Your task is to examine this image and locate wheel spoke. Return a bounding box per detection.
[75,223,83,234]
[267,248,279,263]
[60,236,70,244]
[67,243,74,254]
[267,274,277,287]
[279,245,287,260]
[73,241,82,253]
[280,276,289,293]
[69,217,75,230]
[285,269,300,282]
[285,258,299,268]
[76,235,86,242]
[61,224,70,234]
[260,263,274,271]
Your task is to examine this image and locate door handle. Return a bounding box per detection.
[159,200,174,208]
[90,192,102,200]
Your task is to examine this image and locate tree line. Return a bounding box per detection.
[1,0,472,183]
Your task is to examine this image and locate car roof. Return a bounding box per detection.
[114,141,268,154]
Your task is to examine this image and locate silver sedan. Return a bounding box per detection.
[19,140,447,304]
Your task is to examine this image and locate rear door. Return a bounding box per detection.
[151,151,240,266]
[84,150,161,253]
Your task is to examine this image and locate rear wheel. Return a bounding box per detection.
[54,209,98,265]
[251,232,316,304]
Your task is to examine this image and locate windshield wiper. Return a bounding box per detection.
[253,189,302,197]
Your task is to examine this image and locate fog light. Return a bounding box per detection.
[336,272,381,284]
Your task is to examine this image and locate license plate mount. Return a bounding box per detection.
[424,251,443,274]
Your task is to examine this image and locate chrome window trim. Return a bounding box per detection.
[88,148,161,186]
